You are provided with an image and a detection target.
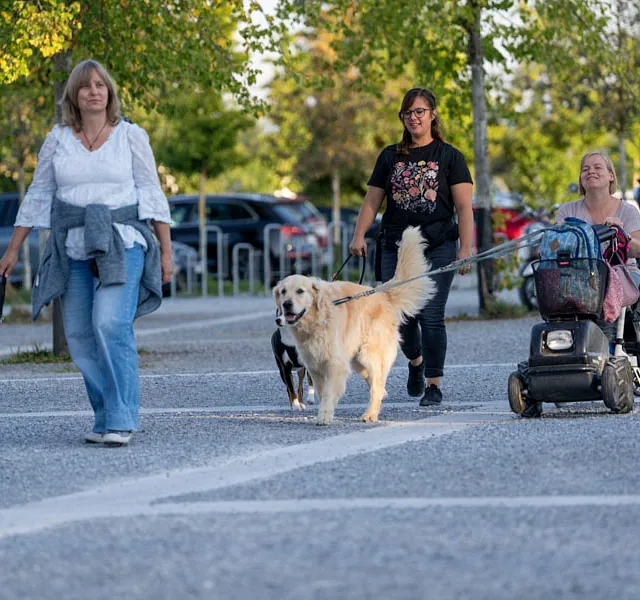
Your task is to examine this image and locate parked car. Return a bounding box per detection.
[281,197,329,248]
[0,192,41,286]
[168,193,328,282]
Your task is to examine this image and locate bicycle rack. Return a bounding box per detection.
[201,225,225,298]
[232,243,257,296]
[186,253,195,295]
[263,224,285,296]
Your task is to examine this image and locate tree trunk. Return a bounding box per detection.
[18,163,32,292]
[52,50,72,356]
[468,1,493,311]
[198,168,208,296]
[618,133,627,197]
[331,168,341,245]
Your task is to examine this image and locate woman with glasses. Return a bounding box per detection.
[349,87,474,407]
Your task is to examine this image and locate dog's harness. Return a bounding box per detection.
[332,230,545,306]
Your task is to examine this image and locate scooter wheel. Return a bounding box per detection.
[602,356,634,414]
[508,372,527,414]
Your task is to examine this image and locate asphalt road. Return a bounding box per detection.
[1,276,640,600]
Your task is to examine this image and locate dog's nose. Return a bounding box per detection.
[283,300,293,311]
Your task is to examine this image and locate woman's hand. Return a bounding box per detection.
[160,250,173,285]
[0,226,32,278]
[604,216,624,229]
[349,235,367,257]
[0,249,19,278]
[456,246,474,275]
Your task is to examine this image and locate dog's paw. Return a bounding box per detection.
[316,410,334,426]
[292,399,306,411]
[306,389,315,405]
[361,411,379,423]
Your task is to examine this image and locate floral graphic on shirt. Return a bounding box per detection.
[390,160,439,213]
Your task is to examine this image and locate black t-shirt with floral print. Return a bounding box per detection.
[368,140,473,231]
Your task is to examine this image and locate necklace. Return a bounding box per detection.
[81,120,108,151]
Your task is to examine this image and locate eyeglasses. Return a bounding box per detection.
[400,107,432,120]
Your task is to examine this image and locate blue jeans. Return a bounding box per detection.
[380,239,457,378]
[61,244,145,433]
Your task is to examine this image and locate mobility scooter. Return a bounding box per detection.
[508,223,640,417]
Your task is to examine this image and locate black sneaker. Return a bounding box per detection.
[407,361,425,397]
[420,384,442,406]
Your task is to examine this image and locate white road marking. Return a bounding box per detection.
[0,363,516,385]
[149,495,640,515]
[0,404,511,419]
[135,311,276,337]
[0,411,511,539]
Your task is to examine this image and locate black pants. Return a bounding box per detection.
[380,239,457,378]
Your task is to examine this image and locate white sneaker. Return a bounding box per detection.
[103,431,134,446]
[84,432,105,444]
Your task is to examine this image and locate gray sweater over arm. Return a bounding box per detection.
[32,200,162,320]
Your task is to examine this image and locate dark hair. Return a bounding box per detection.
[397,87,444,154]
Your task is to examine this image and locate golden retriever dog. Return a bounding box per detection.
[273,226,434,425]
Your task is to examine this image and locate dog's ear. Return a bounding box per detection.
[312,281,332,315]
[272,284,281,303]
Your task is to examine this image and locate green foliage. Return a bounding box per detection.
[266,21,429,205]
[518,0,640,138]
[0,78,53,184]
[149,90,253,179]
[0,347,72,364]
[0,0,81,84]
[0,0,276,109]
[488,64,605,206]
[480,298,531,320]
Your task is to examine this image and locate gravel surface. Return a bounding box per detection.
[2,284,638,600]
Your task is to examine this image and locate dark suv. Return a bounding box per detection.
[168,193,329,280]
[0,192,41,286]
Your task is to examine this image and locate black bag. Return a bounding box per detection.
[375,218,458,280]
[0,275,6,322]
[380,218,458,253]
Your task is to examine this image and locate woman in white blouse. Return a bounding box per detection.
[0,59,173,447]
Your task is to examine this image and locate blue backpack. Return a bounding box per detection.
[539,217,602,262]
[535,218,605,317]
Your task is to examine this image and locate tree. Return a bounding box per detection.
[267,25,409,241]
[1,0,273,108]
[489,64,605,207]
[274,0,634,309]
[151,89,252,281]
[273,0,514,308]
[518,0,640,193]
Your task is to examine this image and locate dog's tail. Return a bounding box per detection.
[383,226,435,321]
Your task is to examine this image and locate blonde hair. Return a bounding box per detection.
[579,151,618,196]
[58,59,121,131]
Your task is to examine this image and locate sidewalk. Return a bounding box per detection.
[0,271,519,359]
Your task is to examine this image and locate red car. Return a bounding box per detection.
[472,192,534,246]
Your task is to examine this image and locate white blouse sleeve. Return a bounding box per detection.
[15,125,61,229]
[127,123,172,223]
